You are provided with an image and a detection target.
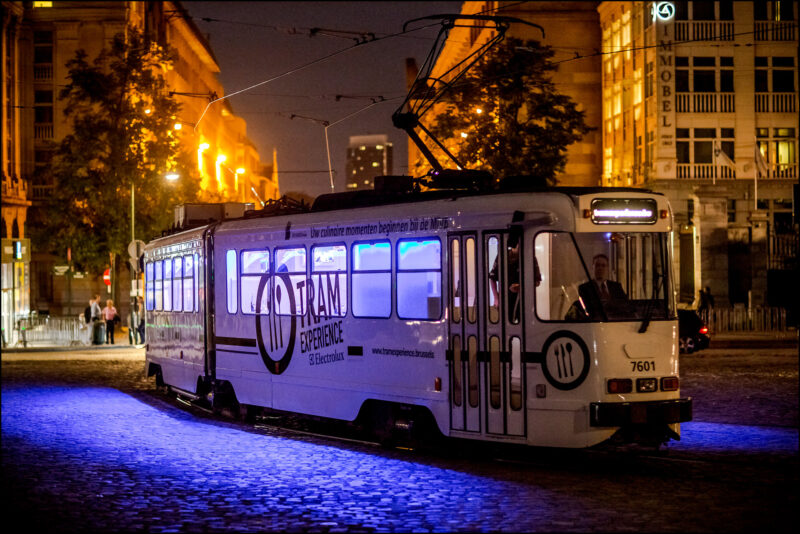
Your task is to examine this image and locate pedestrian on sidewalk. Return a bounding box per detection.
[90,294,104,345]
[698,285,715,325]
[102,299,117,345]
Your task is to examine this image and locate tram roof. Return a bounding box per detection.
[310,183,660,214]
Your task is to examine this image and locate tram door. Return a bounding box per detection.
[484,233,525,436]
[448,233,481,432]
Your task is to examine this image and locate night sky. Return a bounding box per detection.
[184,1,464,199]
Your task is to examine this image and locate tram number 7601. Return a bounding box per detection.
[631,360,656,372]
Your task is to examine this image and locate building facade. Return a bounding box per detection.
[1,1,278,344]
[598,0,798,309]
[346,134,393,190]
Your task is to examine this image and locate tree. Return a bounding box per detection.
[31,27,200,275]
[415,37,593,185]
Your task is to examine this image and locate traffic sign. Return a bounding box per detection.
[128,239,146,259]
[103,268,111,286]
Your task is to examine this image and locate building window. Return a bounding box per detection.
[772,57,795,92]
[692,57,716,92]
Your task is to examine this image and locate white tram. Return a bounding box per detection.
[143,182,692,448]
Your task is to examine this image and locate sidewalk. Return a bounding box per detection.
[709,329,798,348]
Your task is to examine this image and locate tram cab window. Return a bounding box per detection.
[145,262,154,311]
[275,247,307,316]
[535,232,674,322]
[397,238,441,320]
[240,250,270,315]
[311,245,346,317]
[352,241,391,318]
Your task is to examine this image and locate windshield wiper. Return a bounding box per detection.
[638,272,664,333]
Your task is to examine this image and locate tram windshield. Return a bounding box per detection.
[534,231,675,322]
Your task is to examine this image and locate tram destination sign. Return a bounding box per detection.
[590,198,658,225]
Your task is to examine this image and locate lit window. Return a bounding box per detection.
[173,257,183,312]
[372,162,380,167]
[154,261,163,311]
[240,250,270,315]
[145,262,155,311]
[352,241,391,318]
[311,245,347,317]
[164,258,173,312]
[275,248,306,316]
[397,238,442,320]
[226,250,237,314]
[183,255,194,312]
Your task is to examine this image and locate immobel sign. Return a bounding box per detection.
[655,3,676,170]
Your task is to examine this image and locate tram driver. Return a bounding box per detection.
[572,253,629,320]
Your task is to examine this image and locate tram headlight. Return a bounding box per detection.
[636,378,658,393]
[607,378,632,394]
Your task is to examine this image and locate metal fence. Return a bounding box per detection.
[707,306,789,333]
[13,315,90,348]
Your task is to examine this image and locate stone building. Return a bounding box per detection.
[597,1,797,310]
[1,1,278,343]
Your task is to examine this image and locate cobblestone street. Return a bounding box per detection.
[2,341,797,532]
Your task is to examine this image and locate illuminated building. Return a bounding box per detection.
[1,1,278,330]
[346,135,393,190]
[598,1,797,309]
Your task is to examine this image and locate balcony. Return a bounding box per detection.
[675,21,734,42]
[33,63,53,82]
[34,123,53,140]
[765,163,798,179]
[676,92,734,113]
[677,164,736,180]
[754,21,797,41]
[32,184,55,200]
[756,93,798,113]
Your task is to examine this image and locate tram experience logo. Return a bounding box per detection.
[540,331,590,391]
[254,271,346,374]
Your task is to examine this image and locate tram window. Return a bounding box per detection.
[194,252,200,313]
[275,247,307,316]
[489,336,501,409]
[173,257,183,313]
[154,260,163,311]
[536,231,675,322]
[452,334,462,407]
[510,337,522,411]
[465,237,477,323]
[486,237,499,324]
[311,245,346,317]
[468,335,479,407]
[163,258,173,311]
[397,238,442,320]
[226,250,237,314]
[450,239,461,323]
[145,262,154,311]
[183,254,194,312]
[240,250,270,315]
[352,241,391,318]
